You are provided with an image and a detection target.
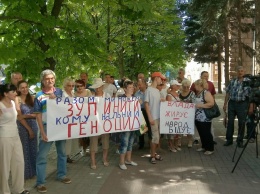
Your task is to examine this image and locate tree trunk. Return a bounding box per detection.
[224,17,230,88]
[237,0,243,66]
[106,3,110,52]
[256,0,260,70]
[217,35,222,93]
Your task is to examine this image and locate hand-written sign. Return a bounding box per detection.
[47,97,142,141]
[160,101,195,134]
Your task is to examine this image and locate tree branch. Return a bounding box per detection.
[51,0,64,18]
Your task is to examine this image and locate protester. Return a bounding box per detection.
[75,79,92,156]
[194,79,215,155]
[80,72,94,93]
[0,83,29,194]
[134,79,152,149]
[119,80,138,170]
[190,71,217,144]
[176,68,188,83]
[34,70,71,193]
[145,72,165,164]
[103,74,117,97]
[223,66,251,148]
[115,77,126,97]
[166,80,182,152]
[11,72,23,87]
[179,79,196,148]
[62,78,77,163]
[89,78,110,169]
[137,73,145,81]
[15,80,38,179]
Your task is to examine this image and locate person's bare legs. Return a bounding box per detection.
[103,149,109,166]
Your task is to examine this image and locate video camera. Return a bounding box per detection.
[243,74,260,105]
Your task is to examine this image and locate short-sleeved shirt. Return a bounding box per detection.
[144,87,161,120]
[103,83,117,97]
[134,90,145,109]
[226,78,251,101]
[190,81,216,96]
[34,88,63,125]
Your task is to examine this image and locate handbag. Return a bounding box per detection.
[202,90,221,119]
[135,112,148,136]
[135,123,148,136]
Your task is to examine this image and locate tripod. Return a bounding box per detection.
[231,105,259,173]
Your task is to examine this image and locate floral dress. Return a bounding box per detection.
[17,101,38,179]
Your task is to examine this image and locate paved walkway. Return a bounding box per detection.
[25,94,260,194]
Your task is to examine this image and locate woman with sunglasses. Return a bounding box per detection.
[74,79,92,156]
[62,78,77,163]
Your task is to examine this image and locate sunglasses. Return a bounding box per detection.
[76,85,83,88]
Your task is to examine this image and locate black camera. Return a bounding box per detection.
[243,74,260,105]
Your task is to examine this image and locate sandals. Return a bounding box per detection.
[150,157,156,164]
[91,165,97,170]
[103,161,109,167]
[20,190,30,194]
[150,154,163,164]
[155,154,163,161]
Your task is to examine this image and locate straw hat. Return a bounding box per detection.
[89,78,105,89]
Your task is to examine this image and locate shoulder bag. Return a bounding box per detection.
[202,90,221,119]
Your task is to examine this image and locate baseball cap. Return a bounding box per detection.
[151,72,166,80]
[169,80,182,86]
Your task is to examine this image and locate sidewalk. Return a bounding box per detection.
[26,94,260,194]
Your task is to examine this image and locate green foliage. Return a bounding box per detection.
[0,0,186,84]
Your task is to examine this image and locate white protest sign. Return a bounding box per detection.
[47,97,142,141]
[160,101,195,134]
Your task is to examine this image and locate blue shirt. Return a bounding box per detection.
[34,88,63,124]
[134,90,145,109]
[226,78,251,101]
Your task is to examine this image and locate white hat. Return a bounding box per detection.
[170,80,182,86]
[89,78,105,89]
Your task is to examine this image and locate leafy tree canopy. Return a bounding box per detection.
[0,0,186,85]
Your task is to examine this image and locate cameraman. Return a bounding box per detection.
[223,66,252,148]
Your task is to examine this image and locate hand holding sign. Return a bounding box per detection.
[160,101,195,135]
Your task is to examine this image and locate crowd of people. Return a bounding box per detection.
[0,66,255,193]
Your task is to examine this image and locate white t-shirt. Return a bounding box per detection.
[0,101,19,137]
[144,87,161,120]
[103,83,117,97]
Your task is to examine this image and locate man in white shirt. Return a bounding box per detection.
[103,74,117,97]
[145,72,165,164]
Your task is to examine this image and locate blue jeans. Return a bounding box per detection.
[36,126,67,186]
[119,131,135,154]
[226,100,249,143]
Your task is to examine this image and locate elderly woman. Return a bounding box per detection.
[179,79,196,148]
[89,78,110,169]
[75,79,92,156]
[62,78,76,163]
[194,79,215,155]
[166,80,182,152]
